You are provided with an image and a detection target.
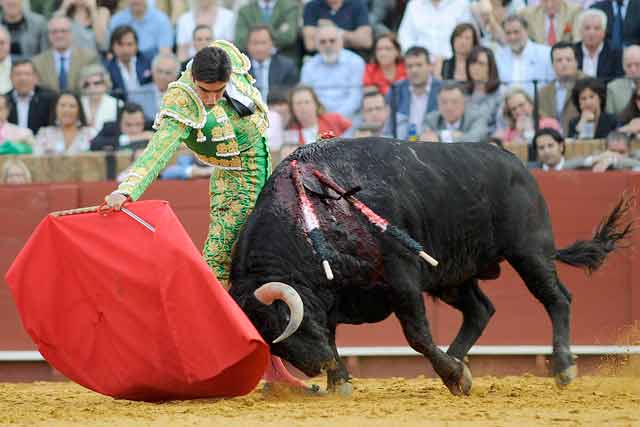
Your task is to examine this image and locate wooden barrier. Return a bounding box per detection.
[504,139,640,163]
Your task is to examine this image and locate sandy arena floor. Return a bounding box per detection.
[2,371,639,427]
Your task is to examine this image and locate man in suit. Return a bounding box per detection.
[606,44,640,114]
[103,25,153,100]
[5,59,57,135]
[90,102,153,151]
[235,0,301,61]
[539,41,583,135]
[129,53,181,120]
[0,0,48,61]
[591,0,640,48]
[495,15,555,97]
[31,16,100,94]
[386,46,442,140]
[519,0,581,46]
[246,25,298,102]
[180,25,213,72]
[574,9,624,82]
[420,82,489,143]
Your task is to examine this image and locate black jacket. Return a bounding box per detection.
[5,86,57,134]
[574,40,624,82]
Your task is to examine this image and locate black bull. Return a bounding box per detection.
[229,138,632,396]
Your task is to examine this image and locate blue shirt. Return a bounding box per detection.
[109,7,174,60]
[300,49,365,119]
[303,0,370,31]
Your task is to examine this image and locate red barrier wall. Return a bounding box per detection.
[1,172,639,356]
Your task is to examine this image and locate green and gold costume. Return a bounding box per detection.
[117,41,271,283]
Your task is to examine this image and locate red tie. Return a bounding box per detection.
[547,14,557,45]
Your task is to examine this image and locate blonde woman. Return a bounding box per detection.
[79,64,123,133]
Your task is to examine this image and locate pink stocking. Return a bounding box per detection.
[263,355,307,388]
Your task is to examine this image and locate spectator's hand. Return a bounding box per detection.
[419,130,439,142]
[592,158,613,172]
[104,192,128,210]
[579,111,596,123]
[451,130,464,140]
[620,117,640,134]
[317,19,333,27]
[515,115,533,133]
[128,131,154,142]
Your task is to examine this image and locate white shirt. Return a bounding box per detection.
[0,56,12,94]
[409,83,429,134]
[13,91,33,130]
[511,53,524,85]
[398,0,473,59]
[117,56,140,92]
[445,119,461,130]
[251,57,271,101]
[176,7,235,56]
[581,43,604,77]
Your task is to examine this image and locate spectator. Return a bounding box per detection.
[160,154,214,180]
[32,16,100,94]
[0,157,31,184]
[129,52,180,120]
[300,22,365,119]
[438,23,479,82]
[303,0,373,52]
[519,0,581,46]
[531,127,567,170]
[0,0,47,60]
[34,91,96,155]
[495,15,554,96]
[466,46,502,134]
[386,46,442,140]
[563,130,640,170]
[397,0,472,61]
[104,25,153,100]
[6,59,57,135]
[367,0,394,37]
[235,0,300,61]
[591,0,640,49]
[538,41,584,135]
[90,102,153,151]
[568,77,618,139]
[266,89,290,151]
[0,25,12,93]
[606,44,640,114]
[574,9,624,81]
[363,33,406,96]
[470,0,525,49]
[0,93,33,145]
[617,78,640,137]
[79,64,122,133]
[180,24,213,71]
[420,82,489,142]
[287,85,352,144]
[55,0,111,52]
[268,89,291,131]
[108,0,173,60]
[246,25,298,103]
[495,87,561,145]
[176,0,235,62]
[350,89,390,136]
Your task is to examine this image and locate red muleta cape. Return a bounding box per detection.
[5,200,269,401]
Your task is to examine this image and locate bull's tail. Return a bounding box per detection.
[554,194,634,273]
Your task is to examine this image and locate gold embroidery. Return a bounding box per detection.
[195,153,242,170]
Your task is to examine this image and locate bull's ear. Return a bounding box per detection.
[254,282,304,343]
[302,172,340,200]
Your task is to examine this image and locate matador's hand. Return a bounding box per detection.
[104,192,129,211]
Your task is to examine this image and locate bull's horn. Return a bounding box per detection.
[254,282,304,343]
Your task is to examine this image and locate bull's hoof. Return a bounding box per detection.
[445,362,473,396]
[555,364,578,388]
[336,381,353,396]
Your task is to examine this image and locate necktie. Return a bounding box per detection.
[261,0,272,23]
[59,56,68,91]
[547,14,557,46]
[612,0,624,50]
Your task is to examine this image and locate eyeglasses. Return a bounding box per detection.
[83,80,104,89]
[49,29,71,34]
[318,38,337,45]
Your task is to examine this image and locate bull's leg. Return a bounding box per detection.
[507,253,576,386]
[439,280,495,361]
[386,258,472,395]
[326,325,352,395]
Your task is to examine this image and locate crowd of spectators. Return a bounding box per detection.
[1,0,640,183]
